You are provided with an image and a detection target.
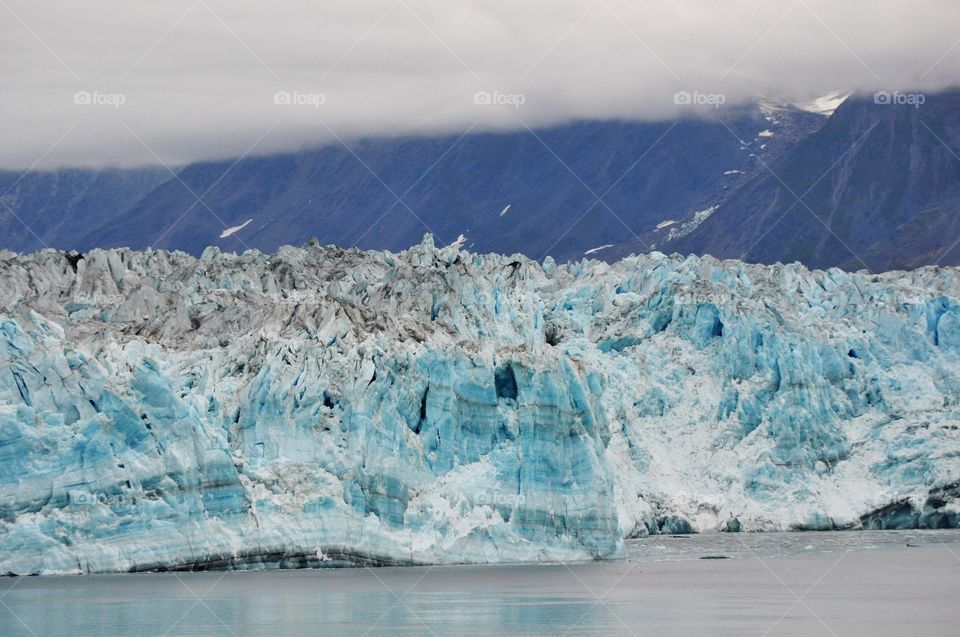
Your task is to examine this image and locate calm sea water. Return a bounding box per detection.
[2,530,958,636]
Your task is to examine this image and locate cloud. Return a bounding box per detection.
[1,0,958,169]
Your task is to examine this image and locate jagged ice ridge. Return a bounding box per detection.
[1,236,959,574]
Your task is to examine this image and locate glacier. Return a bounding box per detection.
[1,236,958,575]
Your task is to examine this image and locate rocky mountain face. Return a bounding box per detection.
[0,106,824,262]
[664,90,960,272]
[1,90,957,267]
[0,91,960,271]
[1,239,958,574]
[0,168,169,252]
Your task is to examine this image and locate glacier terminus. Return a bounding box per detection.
[1,236,958,575]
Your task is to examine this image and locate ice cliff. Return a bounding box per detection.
[1,236,959,574]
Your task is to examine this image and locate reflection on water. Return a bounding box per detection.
[2,530,959,636]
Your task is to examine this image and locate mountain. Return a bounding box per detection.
[0,107,824,261]
[2,241,959,574]
[1,89,957,272]
[659,90,960,272]
[0,168,169,251]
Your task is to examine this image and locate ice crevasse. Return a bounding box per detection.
[0,235,958,574]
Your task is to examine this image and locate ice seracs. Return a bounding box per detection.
[447,233,468,249]
[1,237,958,575]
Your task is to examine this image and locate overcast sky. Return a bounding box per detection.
[1,0,958,170]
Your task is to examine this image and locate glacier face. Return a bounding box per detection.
[1,237,959,575]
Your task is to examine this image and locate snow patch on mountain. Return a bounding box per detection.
[795,91,851,116]
[666,205,718,241]
[584,244,614,255]
[220,219,252,239]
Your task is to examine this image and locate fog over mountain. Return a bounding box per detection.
[2,0,959,169]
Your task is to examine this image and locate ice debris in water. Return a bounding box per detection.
[0,235,959,574]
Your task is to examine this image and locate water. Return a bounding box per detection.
[2,530,958,636]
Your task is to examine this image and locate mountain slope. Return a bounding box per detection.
[1,110,823,261]
[664,90,960,272]
[0,168,170,252]
[2,90,957,272]
[91,115,792,260]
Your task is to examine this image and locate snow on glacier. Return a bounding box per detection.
[0,236,958,575]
